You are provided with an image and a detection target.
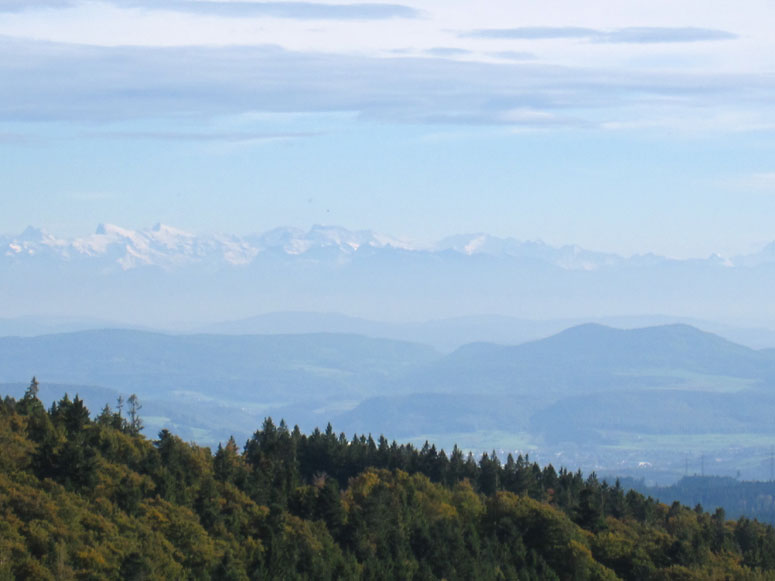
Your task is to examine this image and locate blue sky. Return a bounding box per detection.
[1,0,775,257]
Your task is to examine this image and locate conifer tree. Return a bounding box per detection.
[25,376,39,400]
[127,394,143,434]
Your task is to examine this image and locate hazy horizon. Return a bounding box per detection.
[4,220,775,330]
[7,220,775,260]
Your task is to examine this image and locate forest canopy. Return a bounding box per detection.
[2,382,775,580]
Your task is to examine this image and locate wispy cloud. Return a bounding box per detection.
[464,26,737,44]
[601,110,775,134]
[600,27,738,44]
[135,1,420,20]
[0,37,770,132]
[465,27,596,40]
[500,108,586,128]
[724,172,775,193]
[0,132,32,144]
[423,47,470,57]
[88,130,322,142]
[0,0,421,19]
[488,50,536,61]
[0,0,72,12]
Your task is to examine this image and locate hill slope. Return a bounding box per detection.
[2,392,775,579]
[4,324,775,480]
[408,323,775,396]
[0,329,439,400]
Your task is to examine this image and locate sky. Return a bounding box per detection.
[1,0,775,258]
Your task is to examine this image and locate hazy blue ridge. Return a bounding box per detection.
[4,323,775,481]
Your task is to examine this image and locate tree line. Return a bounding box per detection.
[2,379,775,579]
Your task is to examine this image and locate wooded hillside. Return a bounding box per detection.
[2,383,775,580]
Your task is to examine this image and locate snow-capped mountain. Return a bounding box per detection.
[434,233,625,270]
[1,223,770,272]
[248,225,412,256]
[3,223,775,329]
[1,223,422,270]
[4,223,255,270]
[3,226,68,259]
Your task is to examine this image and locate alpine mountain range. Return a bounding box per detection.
[3,223,775,329]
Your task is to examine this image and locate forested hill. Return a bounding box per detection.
[3,389,775,579]
[622,476,775,525]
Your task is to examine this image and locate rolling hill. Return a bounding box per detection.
[3,323,775,480]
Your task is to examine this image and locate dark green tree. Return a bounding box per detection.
[127,394,143,434]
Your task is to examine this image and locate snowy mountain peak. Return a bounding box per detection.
[5,223,775,272]
[306,224,377,251]
[150,222,191,237]
[4,226,63,257]
[434,233,621,270]
[253,224,413,255]
[94,223,137,239]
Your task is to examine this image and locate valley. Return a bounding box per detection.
[4,322,775,484]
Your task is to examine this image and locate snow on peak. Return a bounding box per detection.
[436,233,494,254]
[66,223,233,268]
[307,224,375,251]
[252,225,410,255]
[3,226,65,258]
[151,222,192,237]
[10,222,768,272]
[462,234,492,255]
[94,223,137,238]
[370,232,417,250]
[434,234,622,270]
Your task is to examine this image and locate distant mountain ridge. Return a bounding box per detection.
[4,323,775,479]
[5,223,775,330]
[1,223,414,271]
[395,323,775,400]
[2,222,765,272]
